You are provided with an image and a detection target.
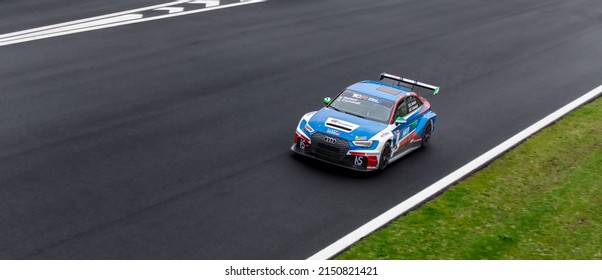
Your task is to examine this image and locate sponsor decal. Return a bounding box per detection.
[298,139,307,150]
[354,156,364,166]
[341,96,361,105]
[402,127,410,137]
[327,128,341,136]
[355,135,367,141]
[352,93,382,104]
[349,152,377,168]
[325,117,360,132]
[380,131,391,137]
[408,97,420,111]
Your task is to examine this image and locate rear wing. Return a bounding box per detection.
[379,72,440,95]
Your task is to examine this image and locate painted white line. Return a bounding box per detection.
[0,0,266,46]
[308,84,602,260]
[0,14,144,43]
[155,7,185,14]
[189,0,220,7]
[0,1,188,40]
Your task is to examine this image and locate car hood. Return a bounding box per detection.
[307,107,388,141]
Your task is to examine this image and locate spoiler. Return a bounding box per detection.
[379,72,440,95]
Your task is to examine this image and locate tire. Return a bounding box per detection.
[421,120,433,148]
[379,142,392,170]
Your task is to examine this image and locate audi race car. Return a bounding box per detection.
[292,73,440,172]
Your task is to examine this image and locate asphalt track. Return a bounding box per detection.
[1,0,601,259]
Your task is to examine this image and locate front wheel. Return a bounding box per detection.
[379,143,392,170]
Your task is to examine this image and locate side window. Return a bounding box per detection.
[407,96,422,113]
[394,98,408,120]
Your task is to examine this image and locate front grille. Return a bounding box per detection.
[317,143,339,153]
[310,133,349,160]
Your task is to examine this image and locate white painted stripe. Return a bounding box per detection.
[308,84,602,260]
[0,0,267,46]
[155,7,185,14]
[0,14,144,43]
[0,1,189,40]
[189,0,220,7]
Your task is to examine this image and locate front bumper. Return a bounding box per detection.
[291,134,380,172]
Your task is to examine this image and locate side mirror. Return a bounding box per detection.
[394,117,407,125]
[323,97,332,105]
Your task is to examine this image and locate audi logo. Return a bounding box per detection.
[324,136,337,144]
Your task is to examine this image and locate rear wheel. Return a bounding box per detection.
[379,143,392,170]
[421,121,433,148]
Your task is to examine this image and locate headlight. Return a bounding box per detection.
[304,123,315,133]
[352,140,374,148]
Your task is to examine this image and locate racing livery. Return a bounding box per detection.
[292,73,440,171]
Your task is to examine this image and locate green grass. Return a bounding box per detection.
[338,97,602,260]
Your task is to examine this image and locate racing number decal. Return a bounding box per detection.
[394,130,401,149]
[394,126,411,150]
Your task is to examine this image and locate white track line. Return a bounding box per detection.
[0,1,188,40]
[308,84,602,260]
[0,0,266,46]
[2,14,146,40]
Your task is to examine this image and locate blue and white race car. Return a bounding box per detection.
[292,73,440,171]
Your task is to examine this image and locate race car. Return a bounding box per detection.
[292,73,439,171]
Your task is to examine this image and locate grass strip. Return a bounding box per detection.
[338,97,602,259]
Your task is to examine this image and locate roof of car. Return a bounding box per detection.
[347,80,411,102]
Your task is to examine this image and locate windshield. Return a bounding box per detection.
[329,90,394,123]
